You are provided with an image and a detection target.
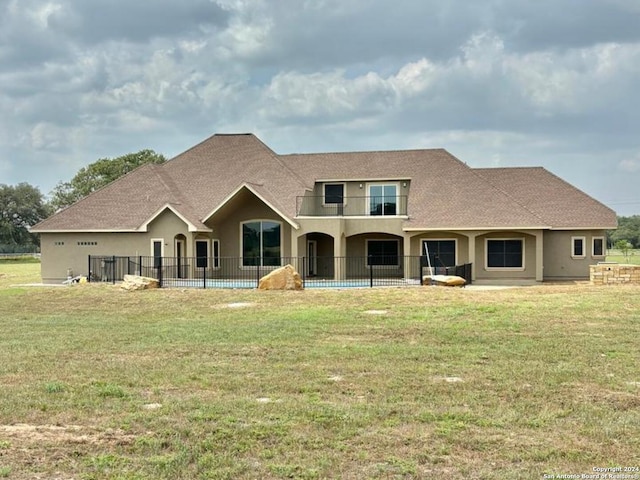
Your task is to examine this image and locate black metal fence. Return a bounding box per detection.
[88,255,472,289]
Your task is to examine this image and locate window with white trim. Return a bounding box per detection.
[368,183,397,216]
[592,237,605,257]
[366,239,399,266]
[323,183,345,205]
[486,239,524,269]
[212,239,220,268]
[571,236,586,258]
[242,220,281,267]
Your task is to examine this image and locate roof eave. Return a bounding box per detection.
[403,225,551,232]
[549,225,617,231]
[31,228,141,234]
[203,183,300,230]
[138,204,212,233]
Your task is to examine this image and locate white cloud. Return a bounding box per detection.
[29,123,69,151]
[30,2,63,29]
[619,158,640,173]
[2,1,640,214]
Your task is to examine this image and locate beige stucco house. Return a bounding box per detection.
[32,133,617,284]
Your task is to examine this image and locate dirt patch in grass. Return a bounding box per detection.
[0,424,143,479]
[226,302,255,308]
[0,424,138,446]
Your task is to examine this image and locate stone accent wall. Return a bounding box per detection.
[590,263,640,285]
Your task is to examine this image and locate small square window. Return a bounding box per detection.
[592,237,605,257]
[324,184,344,204]
[572,237,586,258]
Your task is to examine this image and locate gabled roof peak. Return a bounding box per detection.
[213,133,255,136]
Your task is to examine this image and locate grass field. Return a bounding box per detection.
[606,249,640,265]
[0,263,639,479]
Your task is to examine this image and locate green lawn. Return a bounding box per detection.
[607,248,640,265]
[1,263,639,479]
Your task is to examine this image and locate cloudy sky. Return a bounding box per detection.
[1,0,639,215]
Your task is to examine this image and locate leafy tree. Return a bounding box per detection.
[50,149,166,210]
[0,183,52,250]
[614,239,633,261]
[608,215,640,249]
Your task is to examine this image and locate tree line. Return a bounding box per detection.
[1,150,165,253]
[607,216,640,250]
[1,149,639,252]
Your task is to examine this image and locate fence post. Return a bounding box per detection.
[203,267,206,289]
[256,259,261,289]
[88,255,91,283]
[158,256,163,288]
[302,256,306,287]
[112,255,116,284]
[369,255,374,288]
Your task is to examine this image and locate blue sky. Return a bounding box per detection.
[1,0,639,215]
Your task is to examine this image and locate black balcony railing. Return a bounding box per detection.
[296,195,408,216]
[88,255,472,289]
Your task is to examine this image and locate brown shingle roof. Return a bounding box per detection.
[474,167,617,229]
[32,163,208,231]
[32,134,308,232]
[282,150,549,229]
[32,133,616,233]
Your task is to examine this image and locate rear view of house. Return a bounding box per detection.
[32,133,617,285]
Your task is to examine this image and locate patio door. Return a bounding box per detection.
[152,239,163,268]
[422,240,456,269]
[175,238,186,278]
[307,240,318,276]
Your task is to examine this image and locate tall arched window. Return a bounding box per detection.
[241,220,281,266]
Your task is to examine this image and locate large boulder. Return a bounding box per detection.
[422,274,466,287]
[258,264,303,290]
[121,274,160,291]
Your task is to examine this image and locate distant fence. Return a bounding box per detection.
[0,244,40,254]
[0,253,40,259]
[88,255,473,289]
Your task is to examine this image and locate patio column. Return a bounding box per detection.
[291,230,299,258]
[467,233,477,282]
[334,233,346,280]
[403,235,412,279]
[535,230,544,282]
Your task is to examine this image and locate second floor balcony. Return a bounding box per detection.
[296,195,408,217]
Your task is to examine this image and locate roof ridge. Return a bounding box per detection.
[472,168,550,225]
[474,166,544,171]
[243,135,312,191]
[281,147,448,157]
[165,132,220,164]
[476,166,616,215]
[531,167,617,216]
[35,162,159,226]
[151,164,208,227]
[152,164,184,204]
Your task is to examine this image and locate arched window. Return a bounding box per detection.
[241,220,282,267]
